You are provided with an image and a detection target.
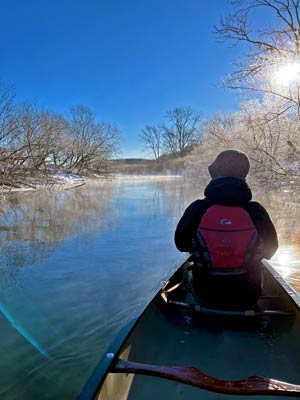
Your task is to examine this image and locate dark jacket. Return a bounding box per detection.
[175,177,278,259]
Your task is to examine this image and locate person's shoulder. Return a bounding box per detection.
[187,198,210,209]
[247,201,266,210]
[246,201,271,218]
[189,198,205,206]
[183,198,211,215]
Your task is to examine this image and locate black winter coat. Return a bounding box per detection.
[174,177,278,259]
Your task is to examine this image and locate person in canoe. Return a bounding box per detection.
[174,149,278,310]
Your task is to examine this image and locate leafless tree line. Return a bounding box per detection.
[0,82,120,189]
[183,1,300,188]
[185,97,300,187]
[139,106,202,159]
[139,99,300,187]
[215,0,300,116]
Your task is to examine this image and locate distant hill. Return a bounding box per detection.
[114,158,152,165]
[112,155,185,175]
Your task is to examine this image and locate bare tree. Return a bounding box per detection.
[42,113,69,168]
[216,0,300,114]
[202,113,237,148]
[139,125,162,160]
[0,87,40,188]
[237,100,290,182]
[0,82,18,169]
[0,81,17,145]
[0,80,123,189]
[162,106,201,157]
[0,103,65,188]
[66,105,120,173]
[184,99,300,186]
[13,103,63,170]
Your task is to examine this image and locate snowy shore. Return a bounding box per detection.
[0,173,183,195]
[0,173,87,195]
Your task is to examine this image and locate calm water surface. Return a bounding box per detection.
[0,178,299,399]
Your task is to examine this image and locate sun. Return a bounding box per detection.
[274,62,300,86]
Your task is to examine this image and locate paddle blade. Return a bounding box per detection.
[114,359,300,397]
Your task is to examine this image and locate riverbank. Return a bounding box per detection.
[0,173,87,195]
[0,173,184,195]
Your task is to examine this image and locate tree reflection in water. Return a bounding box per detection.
[0,181,119,272]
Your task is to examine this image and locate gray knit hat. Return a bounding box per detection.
[208,150,250,178]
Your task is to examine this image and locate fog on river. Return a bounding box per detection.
[0,177,299,399]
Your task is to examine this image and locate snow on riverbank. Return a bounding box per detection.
[0,173,183,195]
[0,173,87,195]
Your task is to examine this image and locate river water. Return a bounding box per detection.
[0,177,299,399]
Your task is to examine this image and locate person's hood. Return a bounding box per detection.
[204,177,252,206]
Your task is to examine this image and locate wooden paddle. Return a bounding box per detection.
[114,358,300,396]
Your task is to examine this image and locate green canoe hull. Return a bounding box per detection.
[78,259,300,400]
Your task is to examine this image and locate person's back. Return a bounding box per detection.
[174,150,278,310]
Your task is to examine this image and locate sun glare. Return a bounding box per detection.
[271,246,297,280]
[274,62,300,86]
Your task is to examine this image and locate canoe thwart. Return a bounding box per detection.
[168,299,294,317]
[114,358,300,397]
[160,291,294,317]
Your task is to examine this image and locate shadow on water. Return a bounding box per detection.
[0,178,299,399]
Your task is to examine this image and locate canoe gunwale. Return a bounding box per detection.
[262,259,300,310]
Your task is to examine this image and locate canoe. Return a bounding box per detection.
[77,257,300,399]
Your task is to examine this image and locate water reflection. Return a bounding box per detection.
[253,189,300,292]
[271,246,300,292]
[0,181,119,272]
[0,177,196,400]
[0,178,299,400]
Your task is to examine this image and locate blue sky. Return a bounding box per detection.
[0,0,244,158]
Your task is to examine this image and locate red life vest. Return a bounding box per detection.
[196,205,258,270]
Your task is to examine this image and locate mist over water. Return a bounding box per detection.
[0,178,298,399]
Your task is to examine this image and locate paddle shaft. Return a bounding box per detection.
[114,359,300,396]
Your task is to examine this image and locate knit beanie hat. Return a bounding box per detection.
[208,150,250,178]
